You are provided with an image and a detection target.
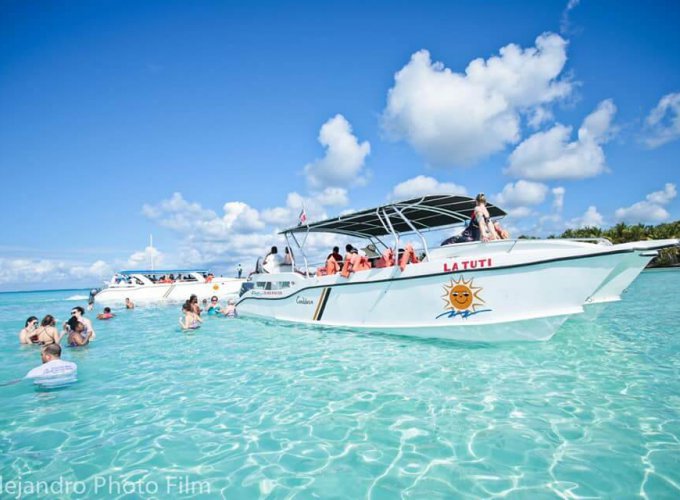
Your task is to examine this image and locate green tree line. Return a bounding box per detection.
[546,221,680,267]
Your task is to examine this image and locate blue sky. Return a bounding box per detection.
[1,0,679,291]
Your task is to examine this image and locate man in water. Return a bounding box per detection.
[125,298,135,309]
[25,344,77,387]
[87,289,97,311]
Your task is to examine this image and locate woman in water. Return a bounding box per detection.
[188,294,202,315]
[66,317,94,347]
[206,296,222,315]
[179,303,202,330]
[19,316,40,344]
[34,315,62,345]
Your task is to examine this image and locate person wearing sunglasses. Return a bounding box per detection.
[19,316,40,344]
[206,296,222,316]
[67,306,96,341]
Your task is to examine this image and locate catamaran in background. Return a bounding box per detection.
[236,195,678,342]
[93,269,244,304]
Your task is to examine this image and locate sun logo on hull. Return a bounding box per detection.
[437,276,490,319]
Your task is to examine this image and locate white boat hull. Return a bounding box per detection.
[586,239,678,304]
[95,278,245,304]
[237,249,633,342]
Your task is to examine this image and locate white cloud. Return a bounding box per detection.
[643,92,680,148]
[126,246,164,269]
[389,175,467,200]
[568,205,604,228]
[381,33,572,166]
[142,191,355,273]
[143,192,266,239]
[0,258,112,287]
[560,0,581,34]
[494,180,549,207]
[261,189,348,227]
[505,99,616,180]
[552,187,566,212]
[304,115,371,189]
[614,183,677,224]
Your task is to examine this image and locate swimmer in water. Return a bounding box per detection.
[70,306,96,340]
[19,316,40,344]
[66,317,93,347]
[206,296,222,315]
[25,344,77,387]
[223,299,238,318]
[97,307,115,320]
[179,303,202,330]
[125,298,135,309]
[35,315,62,346]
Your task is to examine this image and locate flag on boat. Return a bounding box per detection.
[298,207,307,226]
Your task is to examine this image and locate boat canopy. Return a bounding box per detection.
[279,195,506,239]
[117,269,209,275]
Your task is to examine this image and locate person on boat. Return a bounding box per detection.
[263,246,284,273]
[237,263,243,278]
[70,306,96,340]
[125,298,135,309]
[207,296,222,315]
[323,246,343,275]
[66,317,94,347]
[283,247,294,265]
[34,315,62,346]
[327,246,343,264]
[205,273,214,283]
[97,307,115,320]
[179,303,202,330]
[19,316,40,345]
[493,221,510,239]
[223,298,237,318]
[441,193,497,245]
[25,344,77,386]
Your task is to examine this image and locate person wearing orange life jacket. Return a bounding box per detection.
[340,244,358,277]
[399,243,420,271]
[375,248,395,268]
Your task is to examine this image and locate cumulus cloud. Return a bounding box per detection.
[142,191,353,273]
[304,115,371,189]
[643,92,680,148]
[261,188,348,227]
[0,258,112,287]
[614,183,677,224]
[552,186,566,212]
[568,205,604,228]
[142,192,265,240]
[382,33,572,166]
[505,99,616,180]
[389,175,467,200]
[494,180,549,207]
[126,246,164,269]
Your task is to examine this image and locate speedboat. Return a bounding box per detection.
[94,269,245,304]
[235,195,678,342]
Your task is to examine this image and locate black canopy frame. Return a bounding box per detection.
[278,195,506,276]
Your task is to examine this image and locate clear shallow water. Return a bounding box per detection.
[0,271,679,498]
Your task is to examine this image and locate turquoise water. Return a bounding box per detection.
[1,270,679,498]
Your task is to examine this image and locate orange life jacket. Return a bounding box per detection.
[325,256,340,275]
[399,244,420,271]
